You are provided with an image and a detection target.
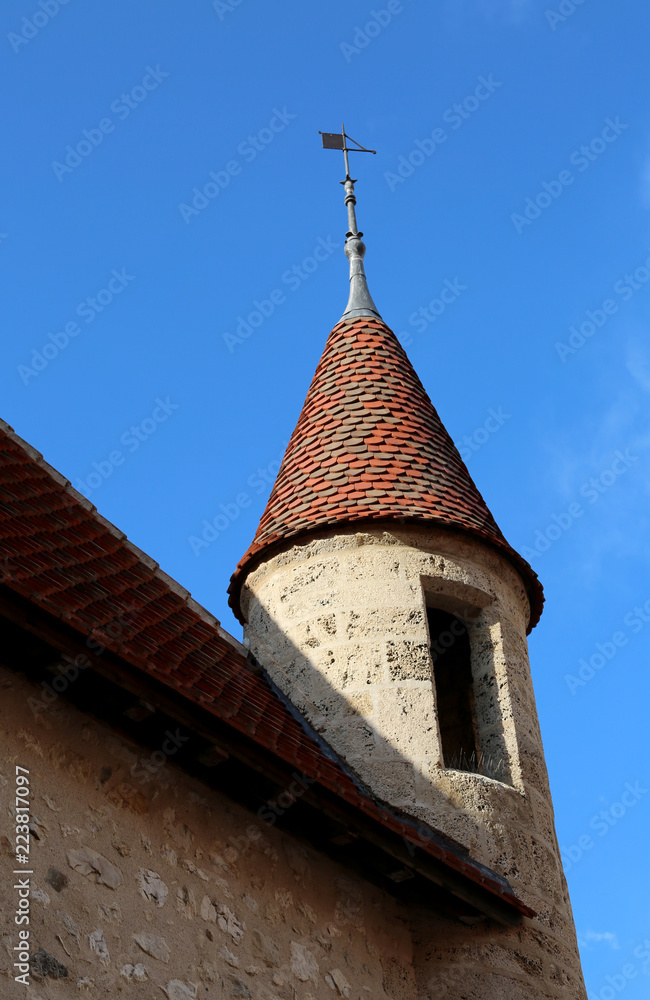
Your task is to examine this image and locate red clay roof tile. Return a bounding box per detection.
[229,316,543,630]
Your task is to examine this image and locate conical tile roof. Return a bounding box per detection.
[229,314,543,630]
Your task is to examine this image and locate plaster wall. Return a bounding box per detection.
[0,666,411,999]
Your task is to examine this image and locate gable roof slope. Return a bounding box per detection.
[0,417,533,923]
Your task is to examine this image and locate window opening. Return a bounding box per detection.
[427,607,478,772]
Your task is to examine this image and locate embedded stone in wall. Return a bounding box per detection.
[28,813,48,840]
[217,904,245,943]
[45,867,68,892]
[291,941,319,983]
[196,959,215,981]
[58,910,80,949]
[133,931,171,963]
[228,975,252,997]
[138,868,168,906]
[182,858,210,881]
[89,928,110,965]
[200,894,218,922]
[30,947,68,980]
[67,847,123,889]
[177,885,198,919]
[162,980,198,999]
[121,962,148,981]
[60,822,81,838]
[220,946,240,967]
[326,968,351,996]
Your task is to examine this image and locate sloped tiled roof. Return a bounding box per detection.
[0,418,534,919]
[229,316,543,629]
[0,420,333,778]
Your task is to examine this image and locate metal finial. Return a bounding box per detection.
[319,124,382,322]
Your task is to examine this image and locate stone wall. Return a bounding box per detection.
[240,525,587,999]
[0,665,413,999]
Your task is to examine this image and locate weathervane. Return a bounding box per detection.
[319,124,382,321]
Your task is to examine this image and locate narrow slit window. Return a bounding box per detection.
[427,607,478,772]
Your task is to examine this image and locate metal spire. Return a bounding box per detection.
[319,124,382,321]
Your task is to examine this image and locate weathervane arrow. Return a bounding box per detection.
[319,124,381,321]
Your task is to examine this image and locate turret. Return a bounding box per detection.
[228,128,586,999]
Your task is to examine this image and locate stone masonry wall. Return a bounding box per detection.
[0,665,413,999]
[241,526,587,999]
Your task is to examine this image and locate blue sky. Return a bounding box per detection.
[1,0,648,992]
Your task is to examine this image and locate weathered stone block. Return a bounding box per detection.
[30,947,68,980]
[67,847,122,889]
[133,931,170,963]
[138,868,168,906]
[386,639,432,682]
[291,941,319,983]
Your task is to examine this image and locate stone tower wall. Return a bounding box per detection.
[241,525,587,999]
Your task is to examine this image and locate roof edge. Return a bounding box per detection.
[228,515,544,633]
[1,582,534,922]
[0,418,248,658]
